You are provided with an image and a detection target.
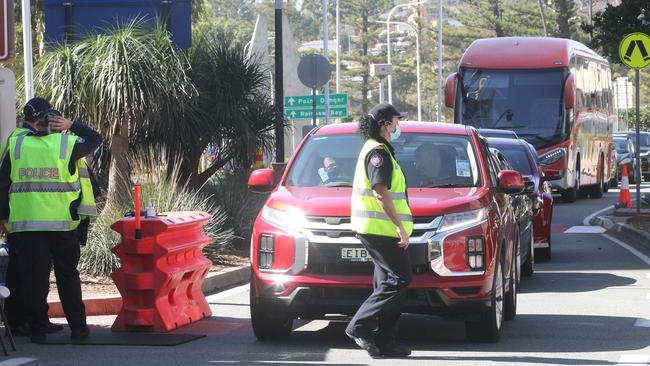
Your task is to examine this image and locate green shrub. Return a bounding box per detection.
[202,171,268,252]
[79,149,234,276]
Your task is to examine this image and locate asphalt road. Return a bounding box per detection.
[4,183,650,366]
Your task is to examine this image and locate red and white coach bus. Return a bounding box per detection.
[444,37,616,202]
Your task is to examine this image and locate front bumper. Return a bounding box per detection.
[254,279,492,320]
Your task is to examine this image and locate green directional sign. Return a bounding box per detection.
[284,107,348,120]
[284,93,348,109]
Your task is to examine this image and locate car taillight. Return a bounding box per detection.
[467,237,485,270]
[258,234,275,269]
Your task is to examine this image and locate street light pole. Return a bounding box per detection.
[374,20,421,122]
[336,0,340,94]
[21,0,34,101]
[386,0,426,104]
[274,0,284,164]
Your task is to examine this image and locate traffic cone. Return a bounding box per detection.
[618,165,632,209]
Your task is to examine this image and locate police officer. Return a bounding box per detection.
[0,97,102,343]
[2,98,70,336]
[346,103,413,358]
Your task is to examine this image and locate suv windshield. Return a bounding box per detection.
[457,68,565,150]
[285,133,482,188]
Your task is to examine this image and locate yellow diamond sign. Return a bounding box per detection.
[619,32,650,70]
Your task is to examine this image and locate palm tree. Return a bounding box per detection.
[35,20,195,208]
[140,30,281,188]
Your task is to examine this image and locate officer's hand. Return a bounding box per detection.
[0,220,7,237]
[48,116,73,132]
[397,225,409,250]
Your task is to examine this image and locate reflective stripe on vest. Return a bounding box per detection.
[350,139,413,238]
[77,159,97,217]
[8,133,81,233]
[9,181,81,193]
[1,128,30,161]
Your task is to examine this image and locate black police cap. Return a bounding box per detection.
[368,103,408,123]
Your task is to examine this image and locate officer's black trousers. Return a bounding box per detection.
[346,233,412,344]
[7,231,86,335]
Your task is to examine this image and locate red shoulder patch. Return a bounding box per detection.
[370,153,384,168]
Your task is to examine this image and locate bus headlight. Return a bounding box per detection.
[539,148,565,165]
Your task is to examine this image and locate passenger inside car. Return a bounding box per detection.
[318,157,340,183]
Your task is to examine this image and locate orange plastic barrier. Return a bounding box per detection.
[110,212,213,332]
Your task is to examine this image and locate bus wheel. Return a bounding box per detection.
[590,158,604,199]
[562,166,580,203]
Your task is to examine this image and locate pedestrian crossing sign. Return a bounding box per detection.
[619,32,650,69]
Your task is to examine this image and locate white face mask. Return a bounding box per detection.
[390,124,401,140]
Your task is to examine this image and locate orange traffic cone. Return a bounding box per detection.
[618,165,632,208]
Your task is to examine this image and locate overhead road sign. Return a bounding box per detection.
[619,32,650,70]
[0,0,14,63]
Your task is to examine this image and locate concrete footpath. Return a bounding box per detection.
[47,265,251,318]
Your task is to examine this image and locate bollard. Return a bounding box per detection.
[110,212,213,332]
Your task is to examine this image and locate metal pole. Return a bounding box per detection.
[537,0,547,37]
[274,0,284,163]
[635,69,641,215]
[323,0,330,124]
[437,0,443,122]
[312,87,317,127]
[589,0,593,40]
[386,1,426,105]
[379,79,384,104]
[415,26,421,122]
[22,0,34,101]
[336,0,340,94]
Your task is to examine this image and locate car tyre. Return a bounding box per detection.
[465,261,504,342]
[250,278,293,341]
[522,230,534,277]
[504,245,518,321]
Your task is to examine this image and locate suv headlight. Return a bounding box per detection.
[539,148,565,165]
[261,206,306,234]
[436,207,488,234]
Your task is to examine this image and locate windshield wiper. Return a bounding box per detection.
[425,183,473,188]
[493,109,513,127]
[323,182,353,187]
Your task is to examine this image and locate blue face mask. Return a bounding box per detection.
[390,124,401,141]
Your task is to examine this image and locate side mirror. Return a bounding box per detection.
[541,168,562,182]
[564,73,575,110]
[497,170,524,194]
[444,72,458,108]
[248,168,276,193]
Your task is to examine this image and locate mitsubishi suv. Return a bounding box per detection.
[247,122,524,343]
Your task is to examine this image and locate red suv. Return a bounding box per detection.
[248,122,524,343]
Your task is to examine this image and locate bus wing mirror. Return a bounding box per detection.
[564,73,575,110]
[444,73,458,109]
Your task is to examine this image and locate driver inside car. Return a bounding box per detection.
[318,157,340,184]
[414,143,442,187]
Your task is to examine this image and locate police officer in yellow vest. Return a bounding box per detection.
[346,104,413,359]
[0,97,102,343]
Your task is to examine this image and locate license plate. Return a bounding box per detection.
[341,247,371,262]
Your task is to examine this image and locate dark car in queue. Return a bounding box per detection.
[487,137,560,262]
[614,131,650,181]
[613,136,637,184]
[488,144,534,277]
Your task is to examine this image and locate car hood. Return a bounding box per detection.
[266,185,491,217]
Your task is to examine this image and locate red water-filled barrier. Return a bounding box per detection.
[110,212,213,332]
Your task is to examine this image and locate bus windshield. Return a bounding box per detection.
[457,68,566,150]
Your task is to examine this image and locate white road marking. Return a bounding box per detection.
[205,283,249,303]
[634,319,650,328]
[209,362,365,365]
[564,226,606,234]
[583,204,615,226]
[602,234,650,267]
[0,358,37,366]
[617,354,650,365]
